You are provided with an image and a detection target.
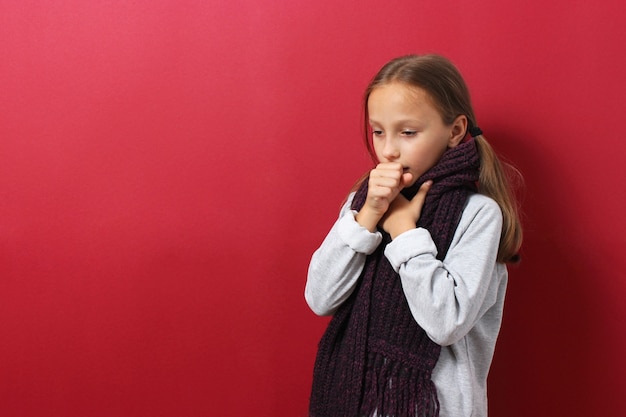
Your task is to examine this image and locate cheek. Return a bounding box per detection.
[407,143,446,171]
[372,140,384,160]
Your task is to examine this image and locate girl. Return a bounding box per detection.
[305,54,522,417]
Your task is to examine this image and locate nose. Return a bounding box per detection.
[381,137,400,161]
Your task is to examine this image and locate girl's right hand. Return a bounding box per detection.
[355,162,413,232]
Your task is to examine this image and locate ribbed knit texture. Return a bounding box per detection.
[309,139,480,417]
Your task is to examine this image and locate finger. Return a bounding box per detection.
[369,176,402,192]
[370,168,404,189]
[401,172,414,187]
[370,169,402,181]
[376,162,404,171]
[373,163,404,179]
[410,180,432,207]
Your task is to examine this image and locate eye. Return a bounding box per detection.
[401,130,417,137]
[372,129,384,137]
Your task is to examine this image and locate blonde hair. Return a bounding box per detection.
[360,54,522,263]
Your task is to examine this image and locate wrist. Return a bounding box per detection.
[387,220,415,239]
[355,207,382,233]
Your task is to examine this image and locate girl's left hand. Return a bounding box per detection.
[380,180,432,239]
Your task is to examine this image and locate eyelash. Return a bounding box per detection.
[372,130,417,137]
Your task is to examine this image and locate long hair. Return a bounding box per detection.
[359,54,522,263]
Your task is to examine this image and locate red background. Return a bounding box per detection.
[1,1,625,416]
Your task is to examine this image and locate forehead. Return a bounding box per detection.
[367,82,441,120]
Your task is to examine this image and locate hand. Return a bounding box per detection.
[355,163,413,232]
[380,180,432,239]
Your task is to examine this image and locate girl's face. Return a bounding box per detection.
[368,82,463,186]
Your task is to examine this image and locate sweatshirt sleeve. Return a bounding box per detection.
[305,194,382,316]
[384,194,503,346]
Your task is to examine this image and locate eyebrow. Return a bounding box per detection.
[368,118,423,126]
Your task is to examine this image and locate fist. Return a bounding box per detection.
[365,162,413,214]
[355,162,413,232]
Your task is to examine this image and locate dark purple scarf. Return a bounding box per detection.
[310,139,480,417]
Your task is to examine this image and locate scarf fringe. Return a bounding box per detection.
[360,352,439,417]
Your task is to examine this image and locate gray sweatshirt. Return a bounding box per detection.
[305,192,508,417]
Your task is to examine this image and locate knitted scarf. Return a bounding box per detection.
[309,139,480,417]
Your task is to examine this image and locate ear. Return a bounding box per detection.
[448,115,468,148]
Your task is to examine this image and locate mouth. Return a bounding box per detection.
[402,167,411,172]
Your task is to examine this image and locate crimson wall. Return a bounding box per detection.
[1,1,625,415]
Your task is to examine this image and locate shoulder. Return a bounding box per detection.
[462,193,503,222]
[454,193,503,241]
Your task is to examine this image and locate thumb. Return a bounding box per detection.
[411,180,432,209]
[401,171,414,188]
